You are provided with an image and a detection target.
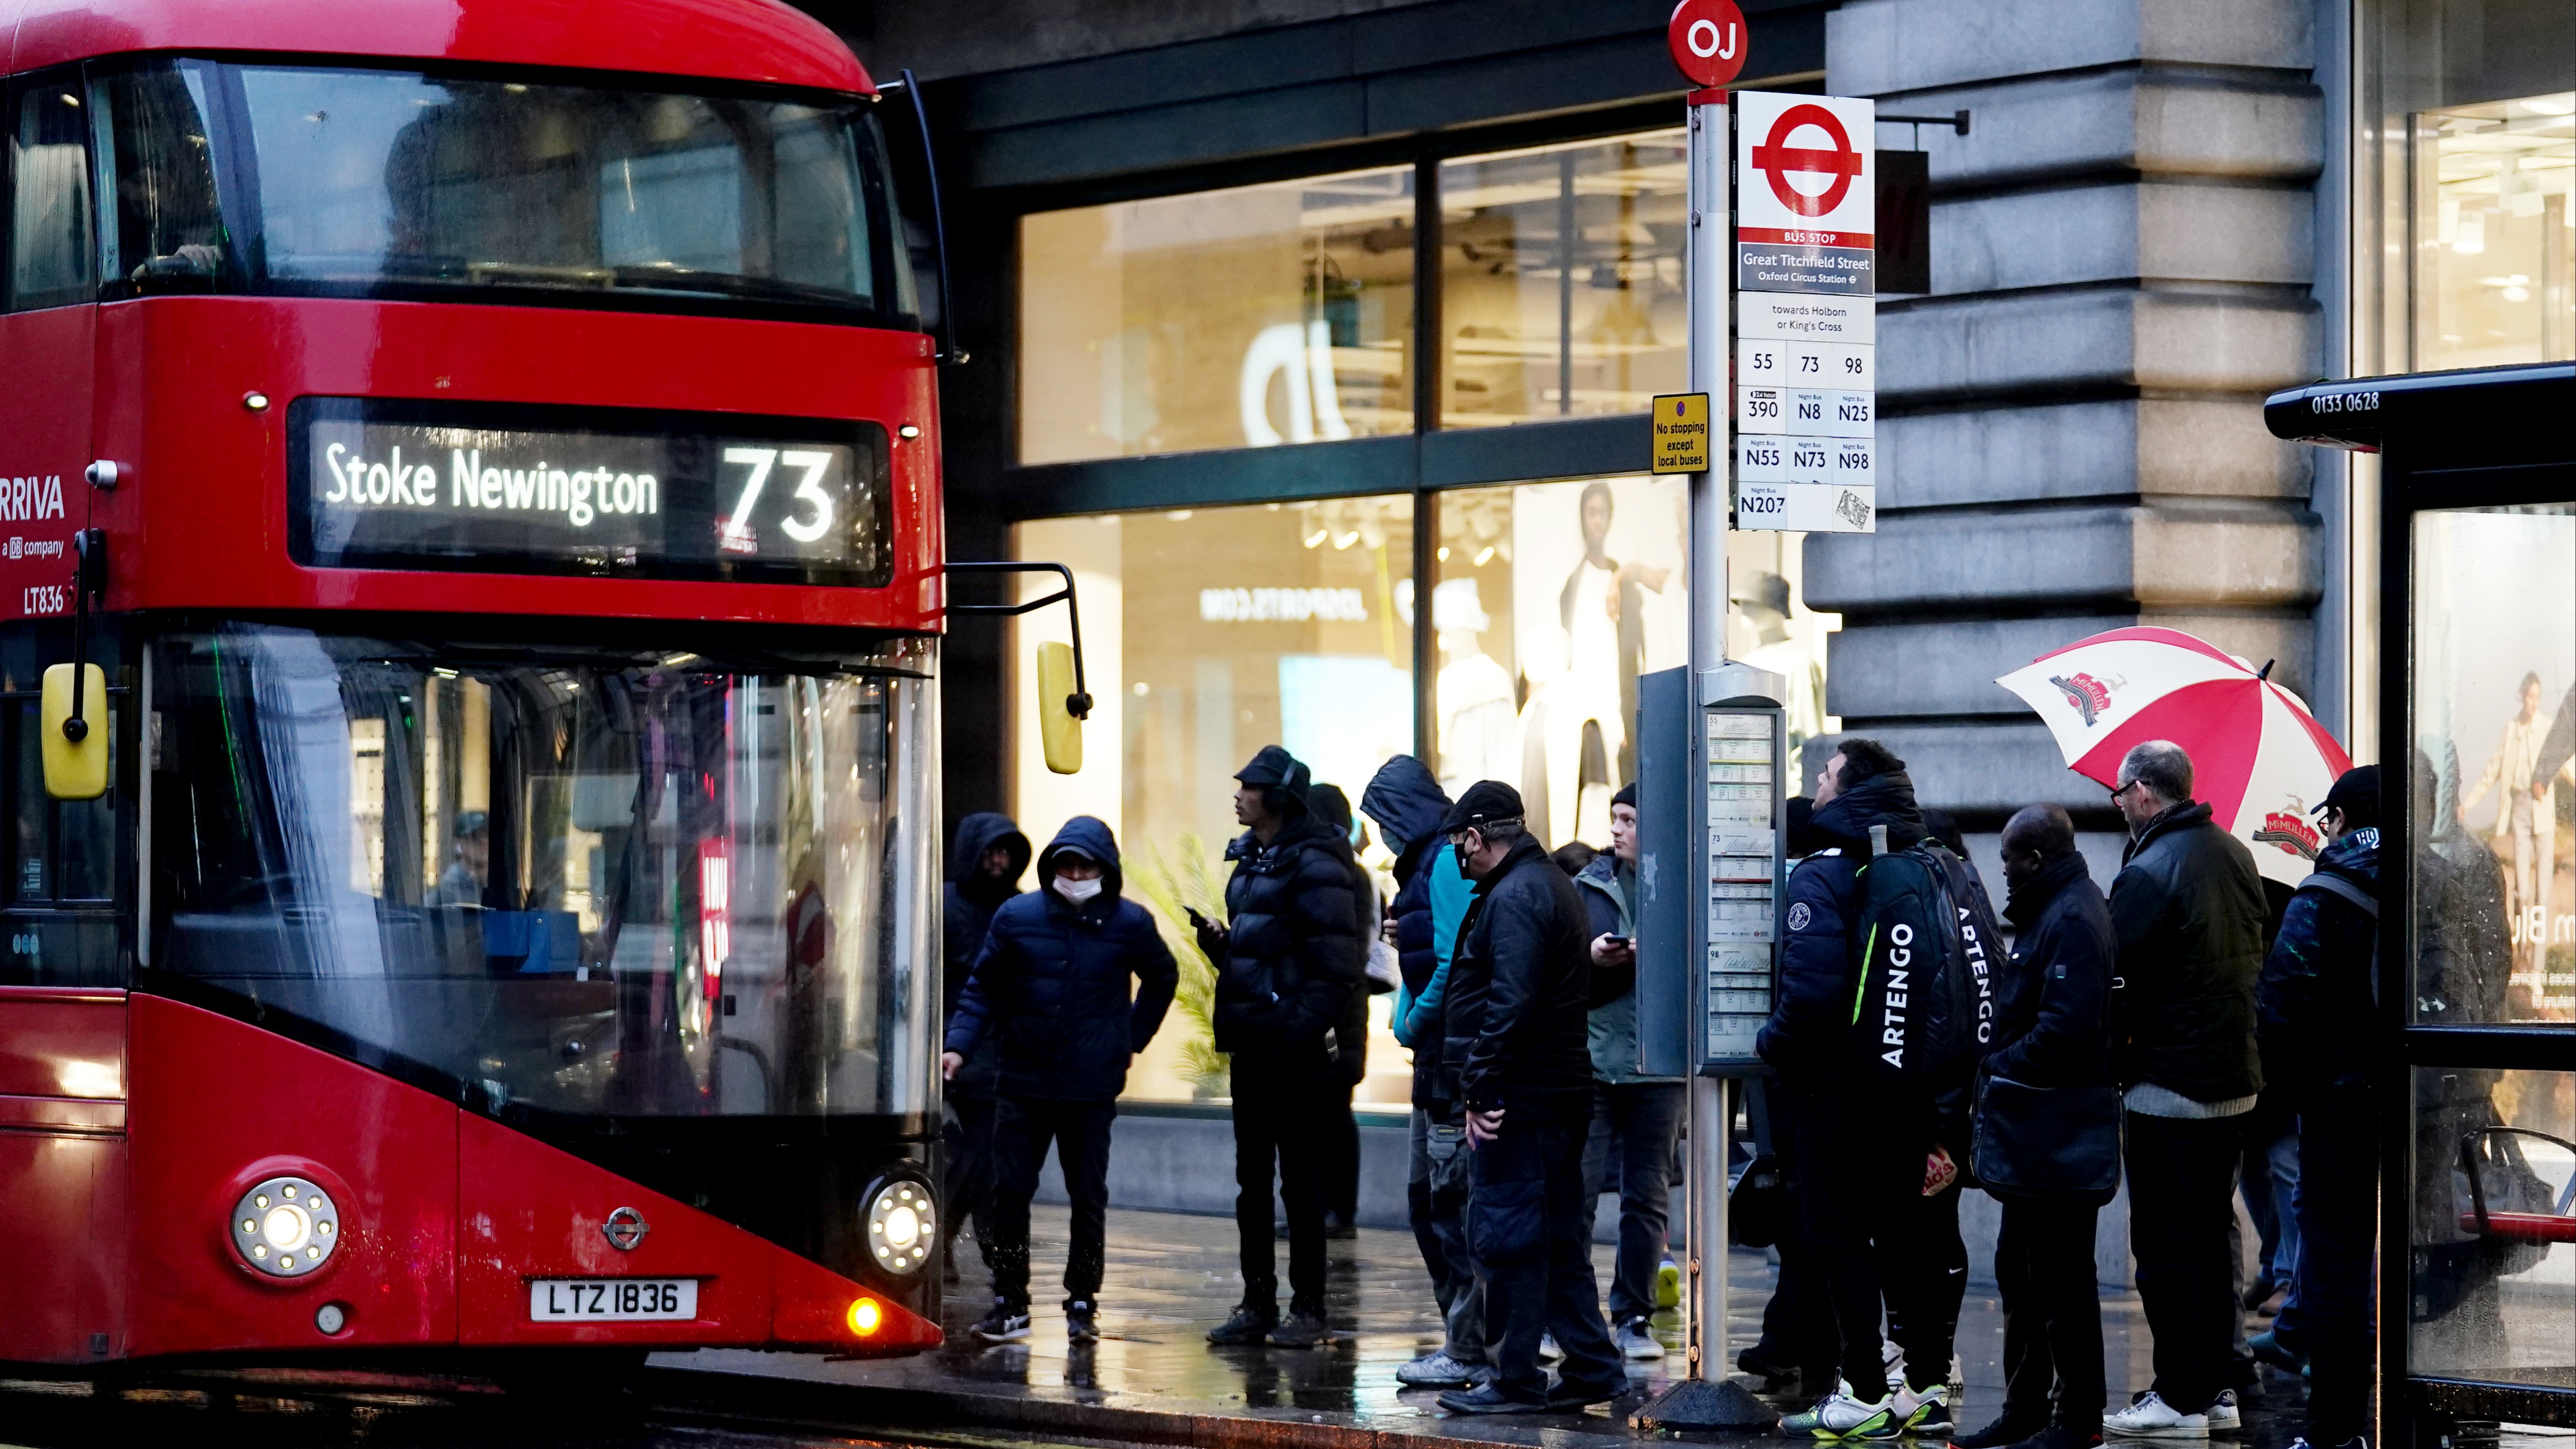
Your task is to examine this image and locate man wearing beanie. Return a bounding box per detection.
[1199,745,1367,1349]
[2255,766,2381,1449]
[1433,781,1625,1414]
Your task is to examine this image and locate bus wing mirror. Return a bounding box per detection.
[42,663,109,800]
[878,70,964,365]
[1036,641,1083,775]
[946,562,1095,776]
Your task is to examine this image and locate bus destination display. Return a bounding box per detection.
[291,398,890,584]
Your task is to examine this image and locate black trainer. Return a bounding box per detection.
[970,1300,1031,1343]
[1268,1302,1332,1347]
[1206,1302,1277,1345]
[1066,1299,1100,1344]
[1438,1381,1549,1415]
[1546,1375,1625,1411]
[1952,1412,2049,1449]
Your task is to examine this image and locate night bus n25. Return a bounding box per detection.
[0,0,1070,1369]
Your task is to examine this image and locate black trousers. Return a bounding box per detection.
[987,1094,1115,1308]
[1780,1080,1962,1393]
[1322,1079,1360,1221]
[1469,1113,1624,1401]
[942,1093,999,1269]
[1231,1058,1329,1310]
[2294,1082,2377,1445]
[1581,1080,1686,1322]
[1995,1196,2107,1430]
[2124,1111,2244,1413]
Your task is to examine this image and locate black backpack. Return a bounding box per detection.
[1849,824,2004,1087]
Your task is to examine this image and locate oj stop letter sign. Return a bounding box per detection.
[1667,0,1748,88]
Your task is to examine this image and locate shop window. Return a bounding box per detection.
[2410,1066,2574,1386]
[1018,168,1417,465]
[1438,131,1686,427]
[2412,504,2576,1024]
[2359,0,2573,372]
[1010,499,1415,1103]
[8,72,95,312]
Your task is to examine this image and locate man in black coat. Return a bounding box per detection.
[1198,746,1365,1349]
[2256,766,2380,1449]
[2103,741,2268,1438]
[1955,804,2116,1449]
[940,813,1030,1282]
[1756,739,1962,1441]
[945,816,1175,1346]
[1430,781,1625,1415]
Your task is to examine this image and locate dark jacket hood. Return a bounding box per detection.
[2005,850,2093,930]
[1362,755,1452,868]
[949,812,1031,902]
[1808,771,1927,853]
[1037,815,1123,901]
[2315,826,2380,888]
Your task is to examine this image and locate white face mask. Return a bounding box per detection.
[1053,875,1104,906]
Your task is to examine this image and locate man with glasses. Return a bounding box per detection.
[2100,741,2269,1438]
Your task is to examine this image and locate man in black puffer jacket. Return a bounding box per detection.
[1756,738,1966,1440]
[1955,804,2116,1449]
[940,812,1030,1282]
[1431,782,1624,1416]
[1198,746,1364,1349]
[945,816,1175,1347]
[2256,766,2380,1449]
[2102,740,2268,1438]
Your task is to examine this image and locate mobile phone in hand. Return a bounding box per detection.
[1604,935,1632,948]
[1184,905,1210,928]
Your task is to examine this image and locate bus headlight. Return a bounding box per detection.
[864,1177,935,1275]
[233,1177,341,1278]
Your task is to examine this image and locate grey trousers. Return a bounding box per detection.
[1409,1107,1485,1363]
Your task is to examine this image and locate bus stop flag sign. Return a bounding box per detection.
[1667,0,1748,88]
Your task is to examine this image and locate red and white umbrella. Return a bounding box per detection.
[1996,626,2355,886]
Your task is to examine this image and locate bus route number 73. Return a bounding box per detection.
[716,447,838,556]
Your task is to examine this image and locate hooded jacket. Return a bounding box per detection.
[942,812,1030,1099]
[945,817,1178,1102]
[1215,813,1365,1061]
[2257,826,2379,1096]
[1987,851,2115,1089]
[1444,834,1596,1121]
[1757,771,1926,1082]
[1362,757,1472,1107]
[2107,800,2268,1105]
[1574,852,1648,1084]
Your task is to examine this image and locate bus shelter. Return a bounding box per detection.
[2269,361,2576,1441]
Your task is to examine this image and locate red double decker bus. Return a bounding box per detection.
[0,0,954,1365]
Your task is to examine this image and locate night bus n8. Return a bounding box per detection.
[0,0,969,1366]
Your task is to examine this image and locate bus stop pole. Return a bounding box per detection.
[1684,83,1732,1394]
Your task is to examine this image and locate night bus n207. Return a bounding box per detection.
[0,0,1013,1367]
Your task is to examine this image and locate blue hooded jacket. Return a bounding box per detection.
[1361,756,1471,1107]
[946,817,1179,1102]
[942,812,1030,1099]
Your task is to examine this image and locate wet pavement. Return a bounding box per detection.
[670,1204,2339,1448]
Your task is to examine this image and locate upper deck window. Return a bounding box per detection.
[7,76,94,311]
[86,59,917,327]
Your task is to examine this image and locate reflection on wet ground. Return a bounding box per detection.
[677,1204,2335,1447]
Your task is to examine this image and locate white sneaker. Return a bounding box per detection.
[1538,1333,1563,1363]
[1781,1383,1895,1441]
[1893,1382,1954,1437]
[2106,1391,2210,1438]
[1613,1316,1664,1361]
[1882,1337,1906,1390]
[2205,1390,2241,1432]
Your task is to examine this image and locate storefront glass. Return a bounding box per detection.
[2411,504,2576,1025]
[1018,167,1417,465]
[2359,0,2574,373]
[1438,132,1688,427]
[2411,1066,2576,1387]
[1010,500,1416,1102]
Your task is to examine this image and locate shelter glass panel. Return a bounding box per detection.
[2358,0,2574,373]
[2412,505,2576,1025]
[2410,1066,2576,1388]
[1017,168,1417,465]
[1437,131,1687,428]
[1008,501,1415,1105]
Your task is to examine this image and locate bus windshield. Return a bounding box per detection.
[93,60,915,322]
[147,625,938,1120]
